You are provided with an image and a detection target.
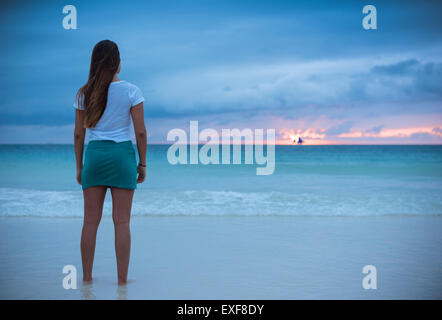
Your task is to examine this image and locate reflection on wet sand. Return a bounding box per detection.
[80,282,96,300]
[117,285,128,300]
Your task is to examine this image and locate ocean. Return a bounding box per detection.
[1,144,441,217]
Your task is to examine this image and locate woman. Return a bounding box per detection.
[73,40,147,286]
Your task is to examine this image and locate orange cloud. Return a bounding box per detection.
[338,126,442,139]
[277,126,442,145]
[278,128,330,145]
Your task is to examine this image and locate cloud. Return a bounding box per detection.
[365,125,384,134]
[0,124,76,144]
[276,123,442,145]
[371,59,419,75]
[369,59,442,98]
[433,127,442,134]
[144,57,442,122]
[278,128,326,142]
[325,121,354,135]
[338,126,442,139]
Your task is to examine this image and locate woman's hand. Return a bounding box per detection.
[137,165,146,184]
[76,168,82,185]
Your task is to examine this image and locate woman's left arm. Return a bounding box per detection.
[74,109,86,184]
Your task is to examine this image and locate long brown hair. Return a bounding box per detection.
[76,40,120,128]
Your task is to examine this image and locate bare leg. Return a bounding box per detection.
[81,186,107,282]
[110,187,135,285]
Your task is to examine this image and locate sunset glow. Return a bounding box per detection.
[276,125,442,145]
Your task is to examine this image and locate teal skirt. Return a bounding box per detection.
[81,140,137,190]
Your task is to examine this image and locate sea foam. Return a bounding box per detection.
[0,187,440,217]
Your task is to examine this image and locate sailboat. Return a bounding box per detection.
[293,135,303,144]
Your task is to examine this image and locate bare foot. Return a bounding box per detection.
[83,278,93,284]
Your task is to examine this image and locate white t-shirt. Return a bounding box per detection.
[73,80,144,142]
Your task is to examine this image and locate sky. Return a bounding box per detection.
[0,0,441,144]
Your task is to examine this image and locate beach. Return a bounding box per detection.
[0,144,441,299]
[1,215,441,299]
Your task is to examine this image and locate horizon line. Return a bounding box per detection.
[1,142,441,146]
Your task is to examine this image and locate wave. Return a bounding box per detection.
[0,187,441,218]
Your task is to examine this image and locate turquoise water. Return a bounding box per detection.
[0,145,441,217]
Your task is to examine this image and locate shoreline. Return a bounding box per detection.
[1,215,441,299]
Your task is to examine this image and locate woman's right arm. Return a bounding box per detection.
[130,102,147,183]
